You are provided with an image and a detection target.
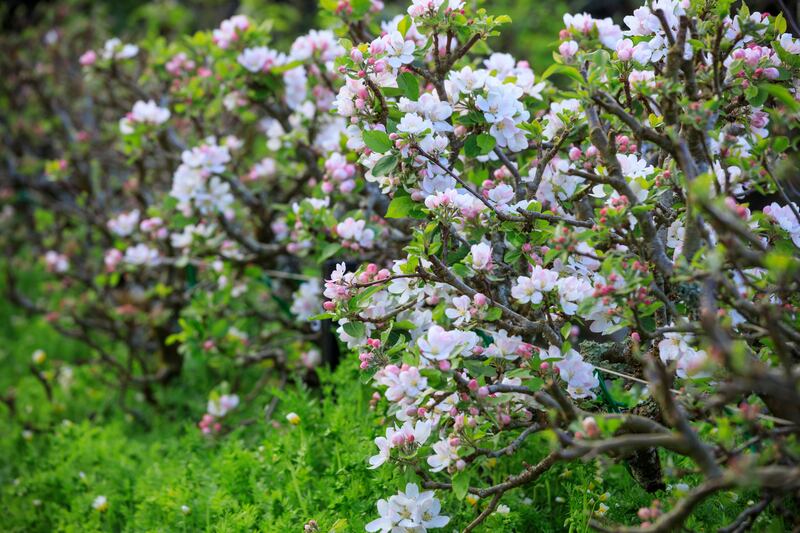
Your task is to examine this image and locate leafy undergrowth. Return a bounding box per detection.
[0,276,790,532]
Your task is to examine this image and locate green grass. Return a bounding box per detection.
[0,270,790,532]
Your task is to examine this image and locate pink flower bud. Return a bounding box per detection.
[477,386,489,398]
[350,48,363,62]
[559,40,578,59]
[323,301,336,311]
[581,417,600,438]
[391,432,406,447]
[455,459,466,471]
[79,50,97,66]
[468,379,479,391]
[631,331,641,343]
[473,293,487,307]
[499,414,511,426]
[568,146,582,161]
[586,145,598,158]
[417,407,427,416]
[439,359,451,371]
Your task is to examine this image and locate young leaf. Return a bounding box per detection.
[362,130,393,153]
[343,321,365,339]
[386,194,421,219]
[372,154,399,177]
[451,471,471,500]
[476,133,496,155]
[397,72,420,101]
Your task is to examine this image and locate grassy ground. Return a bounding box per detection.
[0,270,789,532]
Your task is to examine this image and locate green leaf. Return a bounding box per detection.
[329,518,349,533]
[385,194,425,220]
[485,307,502,321]
[775,12,788,35]
[446,245,470,265]
[343,321,365,338]
[271,60,303,74]
[464,134,480,157]
[773,136,790,153]
[372,154,399,177]
[398,15,412,37]
[759,83,800,112]
[318,242,341,263]
[773,41,800,69]
[362,130,393,153]
[476,133,496,155]
[451,471,470,500]
[397,72,420,101]
[540,63,584,84]
[386,194,417,219]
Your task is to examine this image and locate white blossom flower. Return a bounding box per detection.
[237,46,285,73]
[397,113,433,136]
[556,276,594,315]
[470,242,492,271]
[764,202,800,248]
[484,329,523,360]
[92,495,109,512]
[291,279,322,321]
[427,439,459,472]
[384,31,416,69]
[445,295,472,326]
[123,244,160,266]
[366,484,449,532]
[207,394,239,417]
[417,325,479,362]
[511,266,559,304]
[102,38,138,60]
[108,210,140,237]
